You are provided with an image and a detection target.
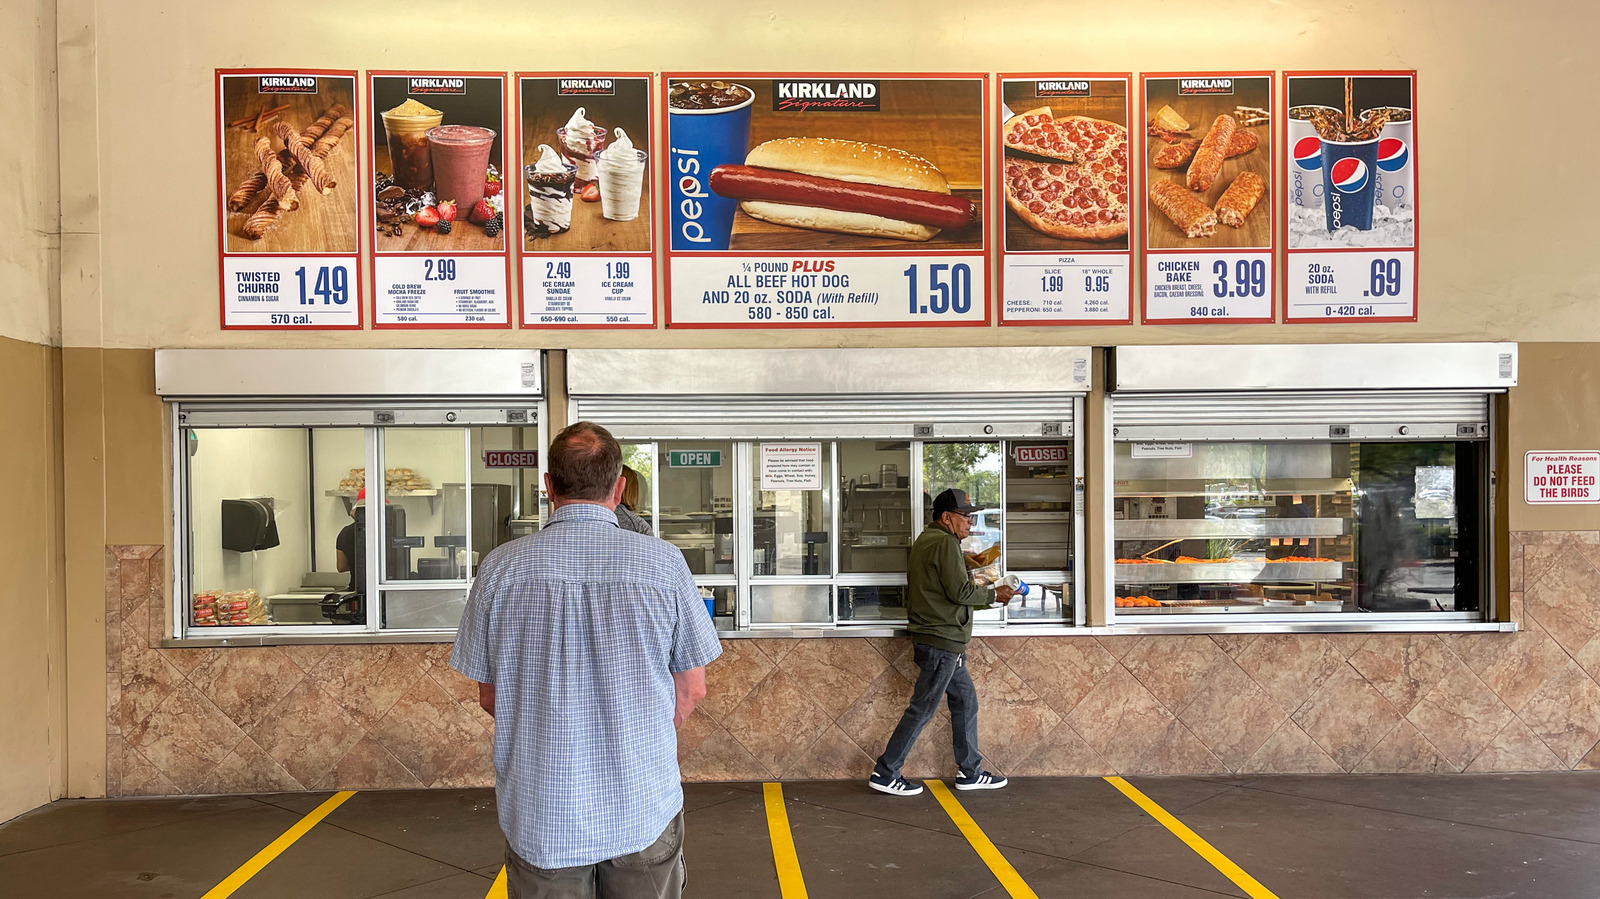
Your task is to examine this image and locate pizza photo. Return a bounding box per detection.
[1000,81,1130,252]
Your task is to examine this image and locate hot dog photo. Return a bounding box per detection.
[1143,75,1273,250]
[666,76,985,252]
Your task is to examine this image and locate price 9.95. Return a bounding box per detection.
[294,265,349,305]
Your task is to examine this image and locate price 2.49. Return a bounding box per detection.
[904,263,973,315]
[294,265,349,305]
[1212,259,1266,299]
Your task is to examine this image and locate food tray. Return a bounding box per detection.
[1117,599,1264,615]
[1115,518,1345,539]
[1114,561,1343,585]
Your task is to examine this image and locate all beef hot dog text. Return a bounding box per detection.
[708,137,977,242]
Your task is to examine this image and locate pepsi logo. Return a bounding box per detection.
[1377,137,1410,172]
[1293,136,1323,171]
[1330,157,1370,193]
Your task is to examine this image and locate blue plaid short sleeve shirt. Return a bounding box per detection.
[451,502,722,869]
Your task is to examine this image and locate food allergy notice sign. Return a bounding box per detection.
[1526,452,1600,504]
[663,74,989,328]
[760,443,823,490]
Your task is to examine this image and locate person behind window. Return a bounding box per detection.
[334,488,366,592]
[452,422,721,897]
[616,464,653,535]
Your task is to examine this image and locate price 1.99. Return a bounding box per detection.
[294,265,349,305]
[904,263,973,315]
[1211,259,1266,299]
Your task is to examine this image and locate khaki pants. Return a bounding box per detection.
[505,812,686,899]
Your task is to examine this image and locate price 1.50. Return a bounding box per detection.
[294,265,349,305]
[1212,259,1266,299]
[904,263,973,315]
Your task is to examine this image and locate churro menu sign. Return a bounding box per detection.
[216,69,361,329]
[663,74,989,328]
[369,72,511,328]
[1141,73,1275,324]
[517,74,656,328]
[998,75,1133,325]
[1283,72,1417,323]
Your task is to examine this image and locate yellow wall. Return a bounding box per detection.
[53,0,1600,350]
[1509,344,1600,531]
[0,0,64,821]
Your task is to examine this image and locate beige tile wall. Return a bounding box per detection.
[109,532,1600,795]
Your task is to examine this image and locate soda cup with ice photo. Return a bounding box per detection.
[1366,107,1413,209]
[667,81,754,250]
[1288,105,1337,217]
[1319,136,1380,231]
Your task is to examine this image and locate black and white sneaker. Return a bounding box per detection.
[868,772,924,796]
[954,769,1008,791]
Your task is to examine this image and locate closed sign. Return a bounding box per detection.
[1015,445,1071,465]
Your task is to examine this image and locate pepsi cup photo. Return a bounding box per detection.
[666,80,755,250]
[1284,74,1415,250]
[1319,136,1380,231]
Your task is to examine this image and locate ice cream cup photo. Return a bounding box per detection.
[596,127,647,223]
[1318,136,1381,232]
[667,82,754,250]
[426,124,496,212]
[558,107,608,182]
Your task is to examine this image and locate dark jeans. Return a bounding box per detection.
[505,811,685,899]
[874,643,983,779]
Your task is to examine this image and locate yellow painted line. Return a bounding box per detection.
[927,780,1039,899]
[483,865,507,898]
[763,782,810,899]
[201,790,357,899]
[1105,776,1280,899]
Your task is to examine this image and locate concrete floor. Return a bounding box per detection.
[3,774,1599,898]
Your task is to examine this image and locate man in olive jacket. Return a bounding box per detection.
[870,488,1015,796]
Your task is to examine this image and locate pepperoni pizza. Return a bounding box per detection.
[1002,106,1130,242]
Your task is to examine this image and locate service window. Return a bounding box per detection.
[175,408,542,639]
[838,440,913,622]
[751,442,835,625]
[1112,440,1487,617]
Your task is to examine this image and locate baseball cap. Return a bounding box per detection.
[932,488,981,516]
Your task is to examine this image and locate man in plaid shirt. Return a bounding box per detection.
[454,422,722,898]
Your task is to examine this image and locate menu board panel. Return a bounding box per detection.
[368,72,510,328]
[517,74,656,328]
[1141,73,1276,324]
[998,74,1132,325]
[216,69,361,329]
[663,74,988,328]
[1283,71,1418,323]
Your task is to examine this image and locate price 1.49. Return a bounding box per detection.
[294,265,349,305]
[905,263,973,315]
[1212,259,1266,299]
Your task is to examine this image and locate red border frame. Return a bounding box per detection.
[366,70,513,330]
[660,72,991,330]
[216,68,365,331]
[1138,71,1277,325]
[1280,70,1420,324]
[995,72,1135,327]
[1524,450,1600,505]
[514,72,658,330]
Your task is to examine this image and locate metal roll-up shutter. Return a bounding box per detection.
[1112,390,1492,442]
[574,393,1078,440]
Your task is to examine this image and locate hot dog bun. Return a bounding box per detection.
[745,137,951,193]
[740,201,939,242]
[737,137,954,240]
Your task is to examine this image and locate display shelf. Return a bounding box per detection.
[326,488,439,513]
[1114,518,1345,539]
[1114,560,1343,584]
[1112,478,1353,497]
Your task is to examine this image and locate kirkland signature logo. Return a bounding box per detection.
[1178,78,1234,95]
[774,80,880,112]
[558,78,616,95]
[258,75,318,93]
[1035,80,1092,97]
[409,77,466,94]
